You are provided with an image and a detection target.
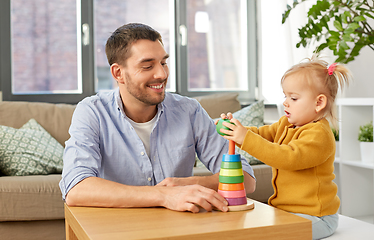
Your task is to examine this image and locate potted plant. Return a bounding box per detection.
[332,127,339,158]
[282,0,374,63]
[358,121,373,163]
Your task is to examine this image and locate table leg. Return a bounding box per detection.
[65,218,79,240]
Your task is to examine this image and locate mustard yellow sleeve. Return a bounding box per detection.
[240,120,335,171]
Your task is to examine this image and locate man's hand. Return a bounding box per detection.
[158,184,228,213]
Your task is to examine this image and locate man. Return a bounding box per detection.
[59,23,256,213]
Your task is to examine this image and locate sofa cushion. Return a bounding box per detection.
[193,92,241,119]
[0,101,75,146]
[0,174,64,221]
[0,119,63,176]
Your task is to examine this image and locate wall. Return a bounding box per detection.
[345,47,374,98]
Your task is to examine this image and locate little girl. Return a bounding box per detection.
[218,55,352,240]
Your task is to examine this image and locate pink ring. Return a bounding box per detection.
[218,189,246,198]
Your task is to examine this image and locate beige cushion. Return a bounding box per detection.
[0,101,75,146]
[0,174,64,221]
[194,92,241,119]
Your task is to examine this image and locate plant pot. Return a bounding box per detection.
[360,142,374,164]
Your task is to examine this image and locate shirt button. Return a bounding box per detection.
[148,177,152,182]
[141,152,145,156]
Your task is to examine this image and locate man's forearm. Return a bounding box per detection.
[243,172,256,194]
[65,177,164,208]
[65,176,230,213]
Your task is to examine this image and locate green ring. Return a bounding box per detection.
[216,119,234,136]
[221,161,242,169]
[219,175,244,184]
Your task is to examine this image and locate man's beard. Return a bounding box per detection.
[124,73,166,106]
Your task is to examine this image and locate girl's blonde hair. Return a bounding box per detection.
[281,55,352,129]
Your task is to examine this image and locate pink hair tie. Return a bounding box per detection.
[328,63,337,75]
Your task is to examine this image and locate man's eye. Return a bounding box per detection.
[161,62,167,66]
[143,65,153,70]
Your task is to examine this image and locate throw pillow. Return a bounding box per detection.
[232,100,264,165]
[0,119,64,176]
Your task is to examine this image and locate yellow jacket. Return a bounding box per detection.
[240,116,340,217]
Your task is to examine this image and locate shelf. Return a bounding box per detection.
[339,160,374,170]
[335,98,374,221]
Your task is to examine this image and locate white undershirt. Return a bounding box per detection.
[127,115,157,157]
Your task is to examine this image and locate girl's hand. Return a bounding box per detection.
[220,117,247,145]
[215,112,233,125]
[220,112,233,120]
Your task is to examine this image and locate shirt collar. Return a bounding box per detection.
[115,87,165,119]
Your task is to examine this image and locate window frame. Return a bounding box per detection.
[0,0,257,104]
[0,0,94,104]
[176,0,257,103]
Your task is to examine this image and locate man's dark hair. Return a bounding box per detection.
[105,23,163,66]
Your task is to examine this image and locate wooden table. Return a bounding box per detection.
[65,200,312,240]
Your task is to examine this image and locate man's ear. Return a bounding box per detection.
[315,94,327,113]
[110,63,125,84]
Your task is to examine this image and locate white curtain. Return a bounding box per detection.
[257,0,333,107]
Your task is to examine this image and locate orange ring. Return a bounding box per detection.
[218,182,245,191]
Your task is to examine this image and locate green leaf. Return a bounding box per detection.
[344,28,355,34]
[347,22,360,30]
[364,12,374,20]
[343,11,352,19]
[329,30,340,37]
[316,43,328,52]
[341,13,348,24]
[342,33,354,42]
[339,40,350,50]
[333,20,343,31]
[293,0,299,8]
[353,15,366,22]
[358,121,373,142]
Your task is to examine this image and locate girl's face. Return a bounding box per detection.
[282,73,321,128]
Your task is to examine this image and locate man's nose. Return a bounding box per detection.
[154,63,168,80]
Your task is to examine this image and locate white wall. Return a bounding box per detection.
[345,47,374,98]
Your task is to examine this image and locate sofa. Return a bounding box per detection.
[0,92,273,240]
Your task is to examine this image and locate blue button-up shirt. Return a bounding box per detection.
[59,89,254,200]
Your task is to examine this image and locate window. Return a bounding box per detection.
[0,0,93,103]
[177,0,257,102]
[93,0,176,92]
[0,0,257,104]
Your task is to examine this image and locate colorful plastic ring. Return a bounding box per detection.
[219,168,243,177]
[218,182,245,191]
[220,161,242,169]
[218,189,246,198]
[226,196,248,206]
[219,175,244,184]
[222,154,241,162]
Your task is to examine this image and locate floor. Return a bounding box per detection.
[356,215,374,224]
